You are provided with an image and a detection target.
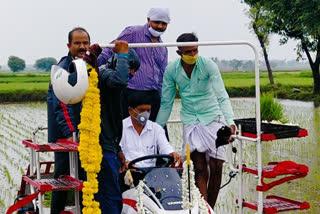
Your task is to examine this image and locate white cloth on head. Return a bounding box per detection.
[120,116,174,168]
[183,118,226,161]
[147,7,170,24]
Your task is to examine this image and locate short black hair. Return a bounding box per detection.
[68,27,90,44]
[176,33,198,49]
[127,90,153,108]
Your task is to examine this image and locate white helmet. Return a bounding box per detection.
[51,59,89,104]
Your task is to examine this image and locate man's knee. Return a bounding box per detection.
[191,151,208,174]
[193,161,208,177]
[209,158,223,174]
[195,162,207,172]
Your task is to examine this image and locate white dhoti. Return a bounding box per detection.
[183,118,226,161]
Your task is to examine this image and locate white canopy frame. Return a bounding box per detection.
[101,41,263,213]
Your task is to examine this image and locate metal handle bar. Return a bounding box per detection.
[101,40,261,141]
[32,126,48,136]
[112,40,262,213]
[100,40,257,49]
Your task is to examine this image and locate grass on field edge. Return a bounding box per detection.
[0,90,47,103]
[1,84,320,105]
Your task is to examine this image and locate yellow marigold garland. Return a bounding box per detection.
[78,65,102,214]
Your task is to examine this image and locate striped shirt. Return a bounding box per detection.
[98,24,168,92]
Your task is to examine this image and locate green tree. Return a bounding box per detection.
[242,0,320,94]
[34,57,57,71]
[8,56,25,72]
[246,4,274,84]
[242,60,254,71]
[230,59,243,71]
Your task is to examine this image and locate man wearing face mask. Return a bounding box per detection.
[97,7,170,124]
[156,33,236,209]
[119,91,180,186]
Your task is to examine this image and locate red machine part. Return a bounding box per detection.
[22,139,79,152]
[240,195,310,214]
[242,161,309,192]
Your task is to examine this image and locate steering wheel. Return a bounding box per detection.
[128,154,174,174]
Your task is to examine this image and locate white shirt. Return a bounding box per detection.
[120,116,174,168]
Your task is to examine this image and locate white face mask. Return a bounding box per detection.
[148,27,164,37]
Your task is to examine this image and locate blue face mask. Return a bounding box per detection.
[131,108,150,126]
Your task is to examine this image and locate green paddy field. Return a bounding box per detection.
[0,70,318,103]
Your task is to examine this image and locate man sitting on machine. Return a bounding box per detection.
[119,91,181,189]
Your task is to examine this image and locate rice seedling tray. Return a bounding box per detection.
[234,118,308,141]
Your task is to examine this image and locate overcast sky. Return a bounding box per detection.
[1,0,300,66]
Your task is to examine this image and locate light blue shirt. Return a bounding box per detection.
[156,56,235,127]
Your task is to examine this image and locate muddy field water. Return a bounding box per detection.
[0,102,52,214]
[0,99,319,213]
[169,98,320,214]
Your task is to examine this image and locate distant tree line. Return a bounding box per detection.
[3,55,310,73]
[5,56,57,72]
[34,57,57,71]
[211,57,310,71]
